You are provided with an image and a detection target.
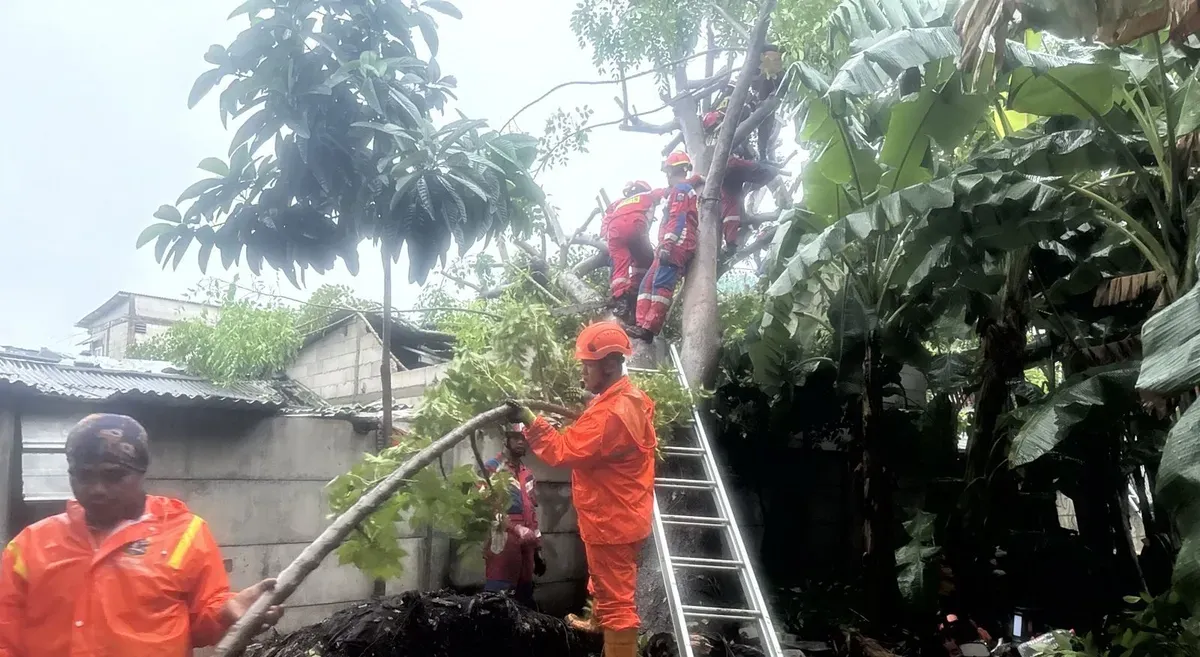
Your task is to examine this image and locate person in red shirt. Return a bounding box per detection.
[481,423,545,607]
[718,156,779,254]
[0,413,282,657]
[505,322,657,657]
[602,180,664,322]
[635,151,701,337]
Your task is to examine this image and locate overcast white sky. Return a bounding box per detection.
[0,0,681,353]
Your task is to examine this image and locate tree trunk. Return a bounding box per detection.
[861,331,901,623]
[676,0,777,388]
[375,247,394,599]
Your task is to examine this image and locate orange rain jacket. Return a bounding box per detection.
[525,376,657,545]
[0,495,234,657]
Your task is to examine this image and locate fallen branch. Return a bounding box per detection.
[214,400,580,657]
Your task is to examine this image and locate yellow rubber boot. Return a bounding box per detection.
[603,628,639,657]
[565,613,602,633]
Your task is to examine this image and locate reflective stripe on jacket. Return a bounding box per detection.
[0,495,233,657]
[525,376,657,545]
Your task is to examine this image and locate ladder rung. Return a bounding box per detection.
[670,556,743,570]
[682,604,762,621]
[662,445,705,456]
[661,514,728,527]
[655,477,716,490]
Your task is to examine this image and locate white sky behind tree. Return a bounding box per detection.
[0,0,694,353]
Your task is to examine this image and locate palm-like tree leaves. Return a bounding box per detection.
[1008,363,1140,466]
[1137,282,1200,395]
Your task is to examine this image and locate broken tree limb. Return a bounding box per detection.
[213,400,580,657]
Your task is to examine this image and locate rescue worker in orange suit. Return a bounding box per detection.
[719,156,780,255]
[0,413,283,657]
[635,151,701,338]
[602,180,663,322]
[481,423,546,608]
[504,321,657,657]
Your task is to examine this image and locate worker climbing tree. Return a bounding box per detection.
[634,152,702,340]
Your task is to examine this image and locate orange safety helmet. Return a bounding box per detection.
[575,321,634,361]
[663,151,692,171]
[623,180,652,196]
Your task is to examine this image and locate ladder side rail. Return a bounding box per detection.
[652,495,696,657]
[668,345,785,657]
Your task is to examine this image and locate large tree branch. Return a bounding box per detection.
[502,47,744,131]
[560,206,604,267]
[720,225,776,276]
[706,0,753,40]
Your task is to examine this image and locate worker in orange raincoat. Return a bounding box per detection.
[635,151,701,337]
[505,321,657,657]
[602,180,664,322]
[0,414,282,657]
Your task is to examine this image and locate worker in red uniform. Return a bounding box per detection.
[481,423,546,608]
[718,156,780,255]
[635,151,700,338]
[505,321,657,657]
[0,413,283,657]
[602,180,663,322]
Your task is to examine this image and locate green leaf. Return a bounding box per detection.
[136,223,175,249]
[1008,64,1122,120]
[1175,67,1200,136]
[830,27,961,98]
[413,12,439,56]
[188,68,226,110]
[197,157,230,177]
[1137,282,1200,395]
[362,79,384,114]
[153,205,183,223]
[895,509,940,607]
[421,0,463,19]
[1009,363,1140,466]
[176,178,223,205]
[1155,400,1200,611]
[229,108,270,154]
[879,86,988,194]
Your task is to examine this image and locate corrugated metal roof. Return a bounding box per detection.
[0,350,292,407]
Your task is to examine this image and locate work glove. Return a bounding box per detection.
[534,549,547,577]
[504,400,536,425]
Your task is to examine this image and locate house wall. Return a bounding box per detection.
[131,295,216,323]
[83,296,218,358]
[287,317,449,406]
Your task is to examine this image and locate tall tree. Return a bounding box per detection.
[137,0,542,475]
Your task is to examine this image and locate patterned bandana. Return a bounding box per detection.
[65,414,150,473]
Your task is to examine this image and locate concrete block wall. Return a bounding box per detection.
[287,316,450,406]
[140,413,432,632]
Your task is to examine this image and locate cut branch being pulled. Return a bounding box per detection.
[213,401,579,657]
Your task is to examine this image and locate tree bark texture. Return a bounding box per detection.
[214,401,579,657]
[375,248,395,599]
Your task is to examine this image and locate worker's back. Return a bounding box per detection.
[571,376,657,545]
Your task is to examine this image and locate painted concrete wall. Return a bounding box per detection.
[286,317,449,406]
[131,295,216,323]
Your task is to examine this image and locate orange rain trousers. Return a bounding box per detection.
[0,496,233,657]
[584,541,645,630]
[524,375,657,630]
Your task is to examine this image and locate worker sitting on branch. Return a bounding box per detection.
[719,156,780,256]
[634,150,700,339]
[0,413,282,657]
[601,180,662,323]
[505,321,657,657]
[480,423,546,608]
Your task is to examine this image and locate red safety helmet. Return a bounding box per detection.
[575,321,633,361]
[623,180,652,196]
[663,151,692,171]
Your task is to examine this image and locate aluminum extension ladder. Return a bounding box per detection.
[634,344,784,657]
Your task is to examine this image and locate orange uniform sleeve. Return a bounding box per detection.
[0,536,29,657]
[525,412,625,468]
[181,520,235,648]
